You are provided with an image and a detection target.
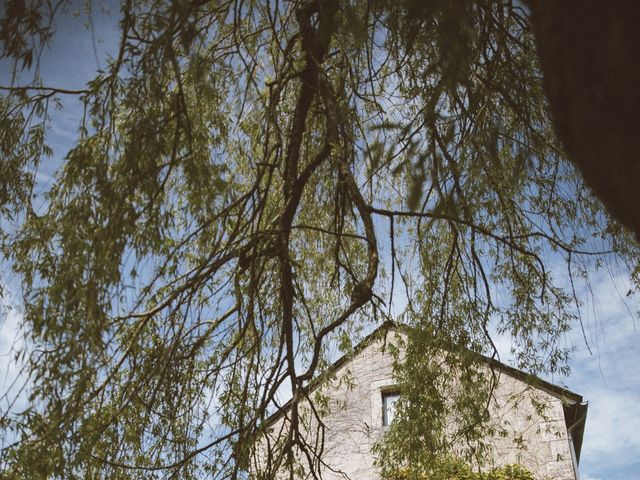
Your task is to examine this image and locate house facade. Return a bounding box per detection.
[260,323,587,480]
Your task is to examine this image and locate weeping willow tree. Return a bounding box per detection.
[0,0,637,478]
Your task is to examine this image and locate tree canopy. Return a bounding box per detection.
[0,0,638,478]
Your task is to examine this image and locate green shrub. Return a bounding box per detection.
[386,456,535,480]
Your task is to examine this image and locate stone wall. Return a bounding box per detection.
[259,329,579,480]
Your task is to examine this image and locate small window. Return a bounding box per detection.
[382,391,400,426]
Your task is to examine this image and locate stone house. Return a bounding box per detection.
[260,322,587,480]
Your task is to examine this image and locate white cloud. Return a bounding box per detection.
[0,287,30,414]
[565,272,640,480]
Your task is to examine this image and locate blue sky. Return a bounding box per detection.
[505,271,640,480]
[1,5,639,479]
[564,274,640,480]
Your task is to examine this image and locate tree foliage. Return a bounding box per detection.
[385,456,534,480]
[0,0,637,478]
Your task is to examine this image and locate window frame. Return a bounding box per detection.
[381,390,400,427]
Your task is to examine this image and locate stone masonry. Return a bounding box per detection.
[259,325,585,480]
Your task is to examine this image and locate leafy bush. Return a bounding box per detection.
[387,456,534,480]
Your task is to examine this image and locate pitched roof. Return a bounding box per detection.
[265,320,587,460]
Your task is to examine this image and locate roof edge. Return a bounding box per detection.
[263,320,584,427]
